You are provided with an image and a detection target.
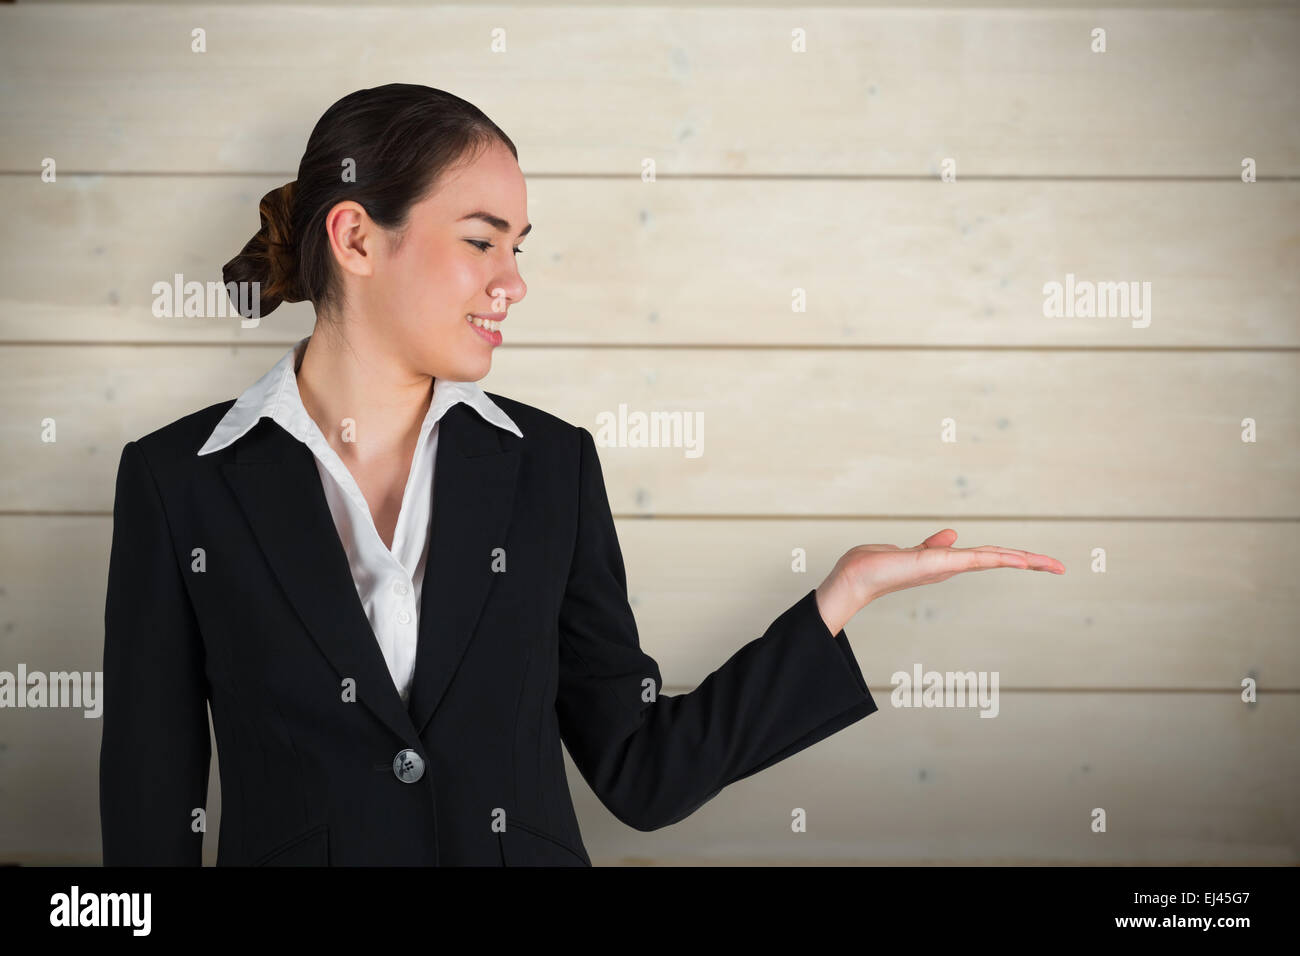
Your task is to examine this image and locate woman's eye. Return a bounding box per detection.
[466,240,524,256]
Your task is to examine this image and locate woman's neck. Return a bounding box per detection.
[294,323,434,467]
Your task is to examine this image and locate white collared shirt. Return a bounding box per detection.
[197,335,523,704]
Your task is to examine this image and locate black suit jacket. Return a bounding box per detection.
[99,394,879,866]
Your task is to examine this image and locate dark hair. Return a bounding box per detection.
[223,84,517,320]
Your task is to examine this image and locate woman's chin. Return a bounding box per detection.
[442,352,493,383]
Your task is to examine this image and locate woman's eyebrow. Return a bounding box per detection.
[457,210,532,238]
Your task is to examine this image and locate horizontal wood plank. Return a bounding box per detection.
[572,693,1299,864]
[2,515,1294,690]
[2,692,1292,863]
[2,6,1296,175]
[1,345,1295,515]
[4,177,1297,347]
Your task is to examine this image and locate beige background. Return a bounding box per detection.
[0,1,1297,864]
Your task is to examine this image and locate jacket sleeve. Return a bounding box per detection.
[555,426,879,832]
[99,440,211,865]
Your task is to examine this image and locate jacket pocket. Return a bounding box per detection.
[252,823,330,866]
[498,817,590,867]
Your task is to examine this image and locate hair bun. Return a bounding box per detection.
[221,180,303,318]
[258,181,302,302]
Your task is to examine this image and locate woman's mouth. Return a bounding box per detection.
[466,314,503,347]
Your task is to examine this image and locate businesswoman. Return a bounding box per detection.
[99,84,1064,866]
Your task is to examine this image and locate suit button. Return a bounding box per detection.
[393,749,424,783]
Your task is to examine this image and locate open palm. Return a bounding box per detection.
[833,528,1065,608]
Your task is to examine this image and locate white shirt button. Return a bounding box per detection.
[397,610,412,625]
[393,581,409,596]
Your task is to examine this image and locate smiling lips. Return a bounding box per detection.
[466,313,504,333]
[466,313,504,346]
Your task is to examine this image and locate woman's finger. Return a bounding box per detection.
[938,549,1030,572]
[964,545,1036,558]
[997,549,1065,573]
[952,547,1064,573]
[918,528,958,549]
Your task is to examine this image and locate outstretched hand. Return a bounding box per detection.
[814,528,1065,635]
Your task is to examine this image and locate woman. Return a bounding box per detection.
[99,84,1064,867]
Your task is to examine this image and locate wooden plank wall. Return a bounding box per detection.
[0,2,1296,865]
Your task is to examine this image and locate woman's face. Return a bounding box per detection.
[328,138,529,384]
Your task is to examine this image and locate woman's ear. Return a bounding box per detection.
[325,200,378,280]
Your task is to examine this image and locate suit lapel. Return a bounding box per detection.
[407,401,522,737]
[218,402,521,747]
[220,419,418,744]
